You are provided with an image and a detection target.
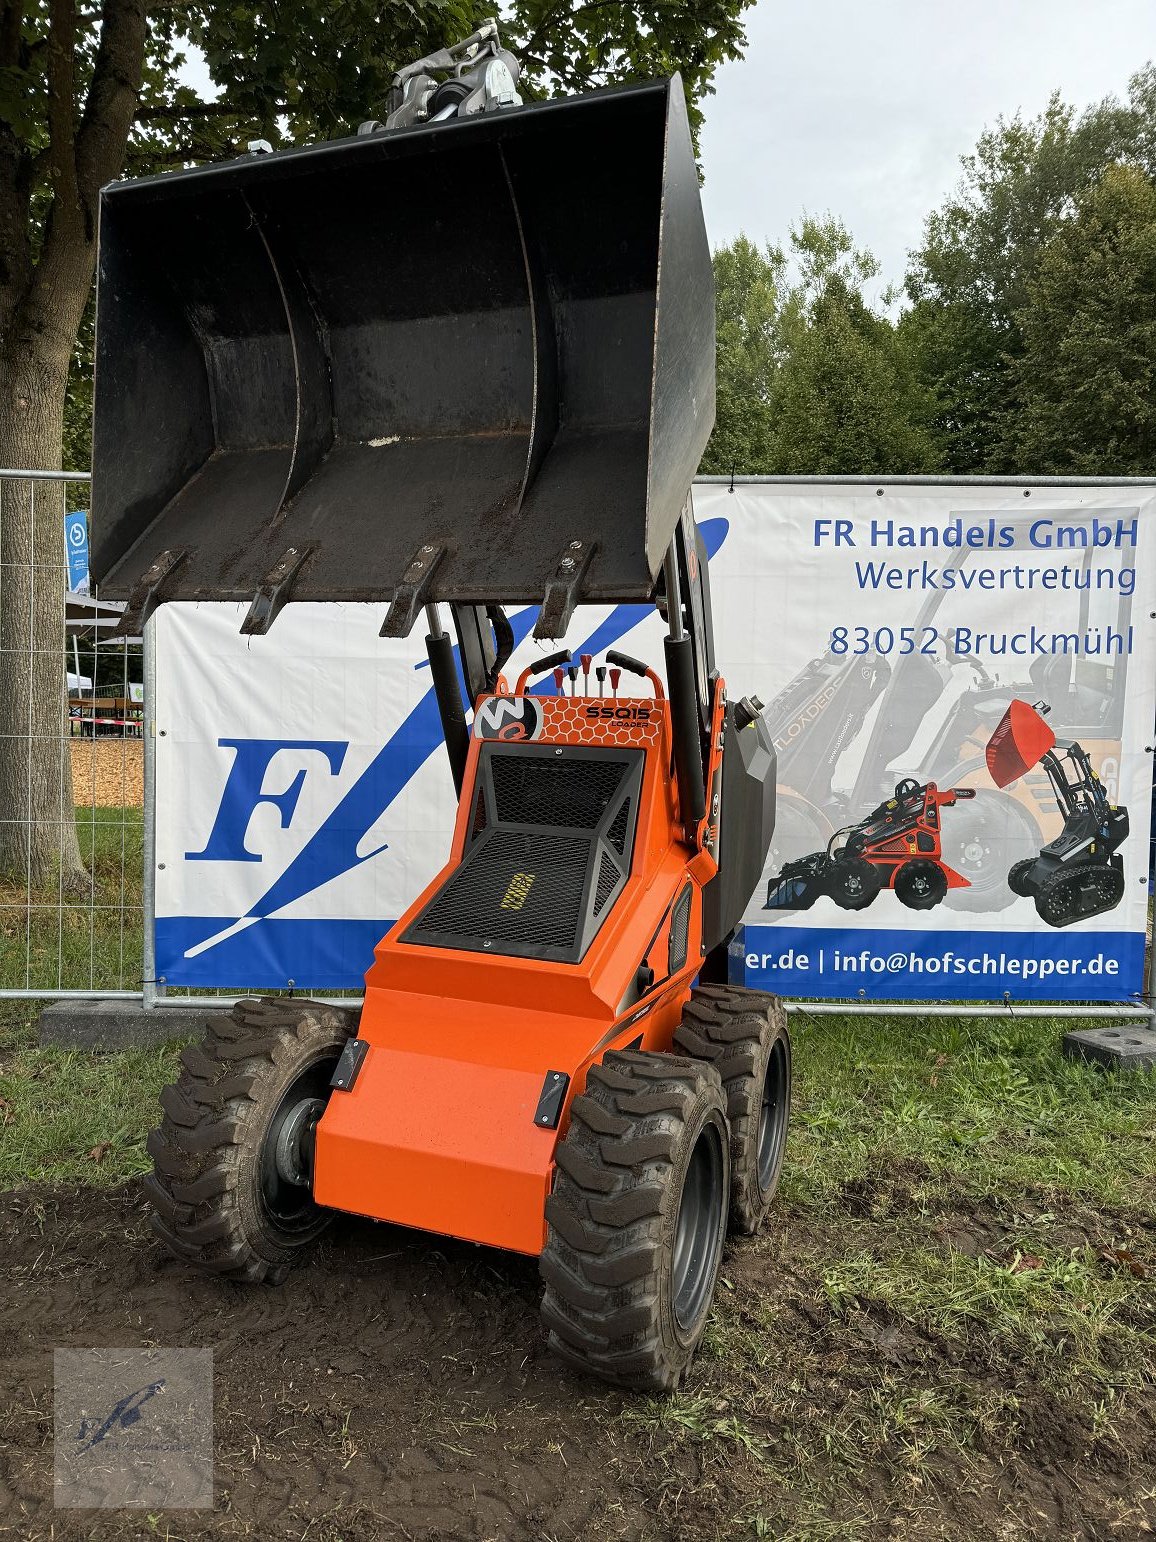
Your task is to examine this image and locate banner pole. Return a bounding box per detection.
[142,617,161,1009]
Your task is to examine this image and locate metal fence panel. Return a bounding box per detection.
[0,469,144,999]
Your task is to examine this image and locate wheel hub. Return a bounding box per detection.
[757,1039,789,1193]
[672,1124,726,1332]
[273,1096,325,1187]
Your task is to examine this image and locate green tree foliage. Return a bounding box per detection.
[700,234,784,474]
[151,1,753,162]
[770,218,940,475]
[704,219,940,475]
[1010,162,1156,474]
[903,65,1156,472]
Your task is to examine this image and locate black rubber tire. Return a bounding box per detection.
[674,985,791,1235]
[1008,856,1039,898]
[144,997,357,1284]
[894,858,948,910]
[828,856,882,911]
[540,1050,730,1392]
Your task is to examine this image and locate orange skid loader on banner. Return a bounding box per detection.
[766,778,975,913]
[90,25,790,1390]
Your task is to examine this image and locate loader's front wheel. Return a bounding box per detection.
[675,985,791,1235]
[894,858,947,910]
[540,1051,729,1392]
[144,997,357,1284]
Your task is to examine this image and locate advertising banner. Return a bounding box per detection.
[154,480,1156,1001]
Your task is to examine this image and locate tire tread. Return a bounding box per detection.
[146,997,356,1283]
[540,1050,727,1391]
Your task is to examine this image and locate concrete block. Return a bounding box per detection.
[38,998,225,1050]
[1063,1022,1156,1072]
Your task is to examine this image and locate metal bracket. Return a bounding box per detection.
[380,543,447,638]
[114,548,190,636]
[330,1038,370,1092]
[240,545,315,636]
[533,539,597,640]
[533,1069,570,1129]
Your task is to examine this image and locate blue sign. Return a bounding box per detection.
[65,510,89,592]
[736,923,1143,1003]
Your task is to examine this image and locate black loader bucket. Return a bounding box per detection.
[764,853,827,911]
[90,77,714,635]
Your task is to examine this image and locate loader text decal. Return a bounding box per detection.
[500,872,536,911]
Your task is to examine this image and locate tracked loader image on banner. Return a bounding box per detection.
[740,480,1156,1003]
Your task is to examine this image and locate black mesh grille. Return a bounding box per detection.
[413,830,590,950]
[668,885,692,973]
[594,851,620,916]
[606,799,631,855]
[469,787,488,842]
[491,754,631,829]
[406,745,643,962]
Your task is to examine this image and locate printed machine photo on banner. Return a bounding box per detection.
[759,511,1136,918]
[728,487,1155,1006]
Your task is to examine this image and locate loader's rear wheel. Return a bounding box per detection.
[674,985,791,1235]
[894,858,947,910]
[540,1051,729,1391]
[144,998,357,1284]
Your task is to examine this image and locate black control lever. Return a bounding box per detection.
[528,648,572,676]
[515,648,572,694]
[605,649,648,677]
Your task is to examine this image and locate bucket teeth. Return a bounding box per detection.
[380,544,448,639]
[241,545,315,636]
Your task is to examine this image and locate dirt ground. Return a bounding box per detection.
[69,740,144,808]
[1,1179,1152,1541]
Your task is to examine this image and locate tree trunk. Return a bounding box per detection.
[0,0,148,892]
[0,328,88,891]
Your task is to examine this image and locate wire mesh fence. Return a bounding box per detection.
[0,470,145,998]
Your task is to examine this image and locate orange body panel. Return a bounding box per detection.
[313,686,725,1255]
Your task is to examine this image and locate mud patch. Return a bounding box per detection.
[0,1182,1153,1540]
[0,1184,646,1540]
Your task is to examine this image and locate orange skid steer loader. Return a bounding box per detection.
[90,25,790,1390]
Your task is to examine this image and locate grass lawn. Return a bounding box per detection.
[1,991,1152,1536]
